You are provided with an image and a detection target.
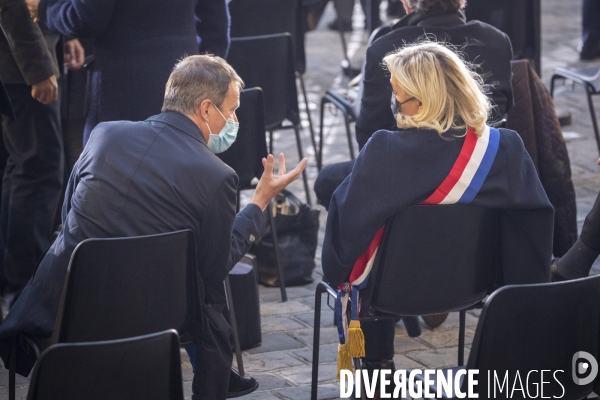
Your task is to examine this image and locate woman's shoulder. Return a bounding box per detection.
[496,127,526,151]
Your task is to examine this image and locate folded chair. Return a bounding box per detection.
[418,274,600,399]
[218,87,288,302]
[311,204,501,400]
[27,330,184,400]
[227,33,313,205]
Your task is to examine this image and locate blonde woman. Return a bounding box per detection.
[321,42,553,377]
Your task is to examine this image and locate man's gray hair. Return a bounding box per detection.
[406,0,466,14]
[162,55,244,115]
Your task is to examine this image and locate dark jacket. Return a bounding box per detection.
[507,59,577,257]
[0,111,266,376]
[355,10,514,149]
[323,127,553,288]
[0,0,59,85]
[38,0,230,140]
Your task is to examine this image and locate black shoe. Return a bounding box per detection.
[328,19,352,32]
[227,371,258,398]
[580,41,600,61]
[422,313,449,329]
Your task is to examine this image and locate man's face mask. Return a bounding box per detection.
[206,103,239,154]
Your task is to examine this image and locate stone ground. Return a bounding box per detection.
[2,0,600,398]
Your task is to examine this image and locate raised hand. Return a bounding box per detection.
[250,153,308,210]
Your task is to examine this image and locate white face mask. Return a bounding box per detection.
[205,103,239,154]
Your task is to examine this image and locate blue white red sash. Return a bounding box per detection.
[335,126,500,345]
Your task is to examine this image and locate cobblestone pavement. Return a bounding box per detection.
[2,0,600,398]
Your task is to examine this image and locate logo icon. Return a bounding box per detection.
[572,351,598,385]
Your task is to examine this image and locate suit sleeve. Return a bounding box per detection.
[0,0,58,85]
[487,32,514,118]
[500,131,553,284]
[197,173,266,288]
[195,0,230,58]
[355,43,396,150]
[38,0,117,38]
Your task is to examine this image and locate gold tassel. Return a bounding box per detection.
[337,343,353,379]
[347,320,366,358]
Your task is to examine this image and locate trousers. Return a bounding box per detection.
[0,84,64,290]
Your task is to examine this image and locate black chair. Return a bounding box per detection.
[317,22,393,170]
[228,0,316,156]
[27,330,184,400]
[218,87,288,302]
[311,204,501,400]
[9,230,208,400]
[419,275,600,399]
[227,33,312,205]
[550,66,600,156]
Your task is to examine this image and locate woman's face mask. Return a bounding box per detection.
[206,103,239,154]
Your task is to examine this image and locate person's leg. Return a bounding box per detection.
[361,317,396,395]
[314,160,355,210]
[581,0,600,60]
[331,0,355,31]
[555,190,600,279]
[0,84,64,292]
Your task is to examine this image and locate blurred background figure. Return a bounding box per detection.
[580,0,600,60]
[0,0,83,300]
[27,0,230,145]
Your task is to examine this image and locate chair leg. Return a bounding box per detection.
[9,336,15,400]
[318,96,328,171]
[293,124,312,206]
[585,91,600,156]
[225,276,245,376]
[311,286,324,400]
[267,203,287,302]
[550,75,559,98]
[298,73,318,158]
[344,115,355,161]
[458,310,466,366]
[268,130,274,155]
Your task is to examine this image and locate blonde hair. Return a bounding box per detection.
[383,41,490,136]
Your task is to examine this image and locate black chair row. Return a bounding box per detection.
[27,330,184,400]
[311,204,600,400]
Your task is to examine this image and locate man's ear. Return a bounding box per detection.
[197,99,212,122]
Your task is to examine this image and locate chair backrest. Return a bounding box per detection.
[217,87,268,188]
[365,205,500,316]
[466,275,600,399]
[27,330,184,400]
[228,0,306,74]
[367,21,394,46]
[227,33,300,130]
[55,230,199,343]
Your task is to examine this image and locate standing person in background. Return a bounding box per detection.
[26,0,230,145]
[580,0,600,60]
[0,0,83,299]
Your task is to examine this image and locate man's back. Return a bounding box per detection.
[355,13,513,148]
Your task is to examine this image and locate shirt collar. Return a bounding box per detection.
[392,9,466,30]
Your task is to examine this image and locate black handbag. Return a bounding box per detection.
[252,190,320,287]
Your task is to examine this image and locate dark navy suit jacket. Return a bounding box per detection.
[0,111,266,375]
[38,0,230,141]
[323,127,554,288]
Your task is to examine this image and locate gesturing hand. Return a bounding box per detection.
[251,153,308,211]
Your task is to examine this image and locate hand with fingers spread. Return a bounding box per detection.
[251,153,308,211]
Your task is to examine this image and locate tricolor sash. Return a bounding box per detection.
[334,126,500,374]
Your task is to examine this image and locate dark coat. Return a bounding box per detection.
[0,0,59,85]
[323,127,553,288]
[0,111,266,376]
[355,10,514,149]
[507,59,577,257]
[38,0,231,141]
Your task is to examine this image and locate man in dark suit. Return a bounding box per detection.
[355,0,513,148]
[0,0,65,296]
[28,0,231,144]
[0,55,307,400]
